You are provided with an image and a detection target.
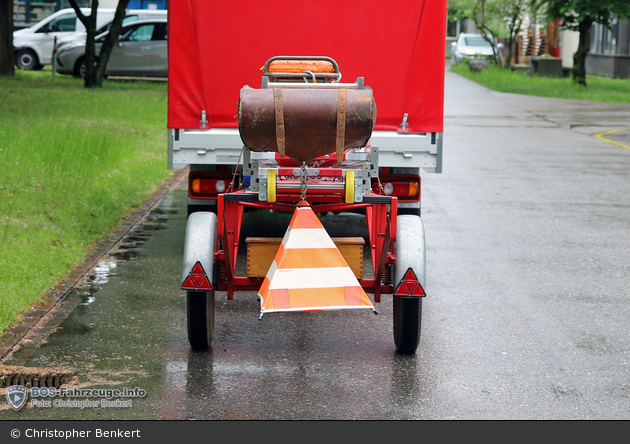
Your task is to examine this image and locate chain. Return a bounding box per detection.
[300,162,308,201]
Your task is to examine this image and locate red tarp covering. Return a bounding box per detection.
[167,0,446,133]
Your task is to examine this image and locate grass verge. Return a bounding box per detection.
[450,62,630,103]
[0,70,172,333]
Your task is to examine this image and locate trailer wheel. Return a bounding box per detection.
[393,215,426,354]
[182,211,218,351]
[187,290,214,351]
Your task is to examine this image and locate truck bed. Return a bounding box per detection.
[168,128,441,173]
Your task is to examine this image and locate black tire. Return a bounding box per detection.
[393,296,422,354]
[187,290,215,351]
[74,57,86,78]
[398,207,421,217]
[15,49,41,70]
[393,215,425,354]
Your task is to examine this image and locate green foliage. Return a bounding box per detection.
[450,62,630,102]
[0,71,171,331]
[539,0,630,86]
[541,0,630,31]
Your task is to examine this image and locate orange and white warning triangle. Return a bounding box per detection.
[258,201,373,314]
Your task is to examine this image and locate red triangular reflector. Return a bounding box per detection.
[402,281,412,294]
[192,274,205,287]
[402,268,418,283]
[197,276,212,290]
[181,276,196,290]
[409,282,426,296]
[394,268,425,297]
[181,261,213,291]
[394,281,409,296]
[191,262,205,276]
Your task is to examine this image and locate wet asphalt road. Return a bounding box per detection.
[2,68,630,420]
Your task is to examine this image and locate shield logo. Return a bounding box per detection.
[6,385,28,411]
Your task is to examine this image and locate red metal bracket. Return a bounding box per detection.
[214,192,398,301]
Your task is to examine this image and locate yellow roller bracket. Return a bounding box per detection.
[267,169,277,202]
[345,170,355,204]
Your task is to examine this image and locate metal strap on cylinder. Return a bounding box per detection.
[274,88,286,157]
[336,88,347,160]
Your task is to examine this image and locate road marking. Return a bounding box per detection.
[593,128,630,151]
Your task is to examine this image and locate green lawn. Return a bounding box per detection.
[0,71,172,333]
[450,62,630,103]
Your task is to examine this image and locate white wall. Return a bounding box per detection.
[561,30,579,68]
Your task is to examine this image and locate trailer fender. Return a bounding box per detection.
[181,212,218,286]
[394,215,426,288]
[392,214,426,353]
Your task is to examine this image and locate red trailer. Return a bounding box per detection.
[167,0,446,353]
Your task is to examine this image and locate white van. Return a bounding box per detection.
[13,8,116,70]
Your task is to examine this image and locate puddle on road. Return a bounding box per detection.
[0,190,188,419]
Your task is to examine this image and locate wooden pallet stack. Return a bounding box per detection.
[512,27,548,66]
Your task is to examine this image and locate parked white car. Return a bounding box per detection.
[450,33,502,65]
[13,8,116,70]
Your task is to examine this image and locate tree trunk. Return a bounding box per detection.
[474,22,501,66]
[504,36,514,70]
[503,10,524,70]
[503,24,518,70]
[93,0,130,87]
[0,0,14,76]
[572,17,592,87]
[68,0,100,87]
[83,7,99,88]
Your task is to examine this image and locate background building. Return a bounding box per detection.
[587,16,630,78]
[446,8,630,79]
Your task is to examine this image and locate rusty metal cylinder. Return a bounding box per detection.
[238,86,376,163]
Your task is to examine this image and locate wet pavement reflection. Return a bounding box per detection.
[0,184,434,420]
